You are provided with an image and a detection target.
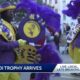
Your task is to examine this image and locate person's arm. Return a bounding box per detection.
[0,40,19,50]
[0,35,26,51]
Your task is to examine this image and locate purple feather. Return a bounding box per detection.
[62,0,80,19]
[37,43,62,64]
[37,5,60,32]
[35,43,62,80]
[17,0,38,13]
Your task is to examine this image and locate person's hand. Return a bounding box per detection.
[54,32,59,37]
[18,39,26,46]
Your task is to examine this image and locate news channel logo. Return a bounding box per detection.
[53,64,80,73]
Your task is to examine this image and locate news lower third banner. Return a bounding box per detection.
[0,64,80,73]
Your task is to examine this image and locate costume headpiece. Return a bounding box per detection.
[16,0,60,32]
[62,0,80,19]
[0,2,16,13]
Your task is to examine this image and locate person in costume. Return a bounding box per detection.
[0,2,26,64]
[16,0,62,80]
[62,0,80,63]
[0,2,28,80]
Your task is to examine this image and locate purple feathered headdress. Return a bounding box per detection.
[16,0,60,32]
[62,0,80,19]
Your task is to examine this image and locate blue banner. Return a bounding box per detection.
[0,64,56,72]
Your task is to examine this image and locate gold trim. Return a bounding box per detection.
[1,19,16,41]
[0,6,16,12]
